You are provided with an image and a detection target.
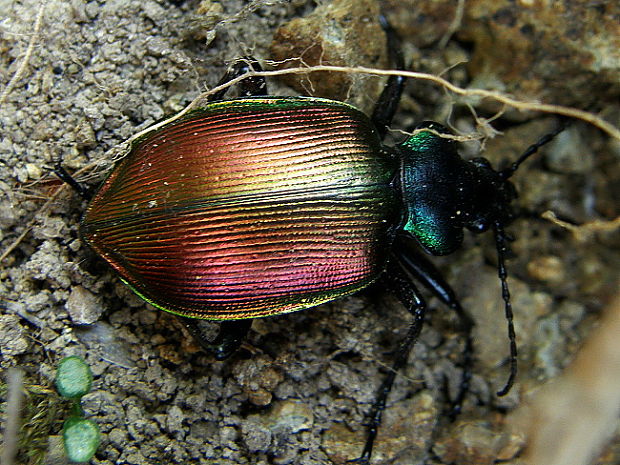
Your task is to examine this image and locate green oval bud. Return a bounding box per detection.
[55,356,93,399]
[63,417,100,462]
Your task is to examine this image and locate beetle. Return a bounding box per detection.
[55,18,565,465]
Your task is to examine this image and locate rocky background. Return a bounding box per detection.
[1,0,619,464]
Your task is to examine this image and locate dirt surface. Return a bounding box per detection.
[1,1,619,464]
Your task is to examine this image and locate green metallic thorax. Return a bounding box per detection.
[397,126,469,255]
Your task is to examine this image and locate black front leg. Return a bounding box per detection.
[371,15,406,140]
[178,317,253,360]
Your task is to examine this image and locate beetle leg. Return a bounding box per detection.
[54,162,93,200]
[178,317,252,361]
[208,57,268,102]
[395,235,474,417]
[353,258,428,464]
[371,15,406,140]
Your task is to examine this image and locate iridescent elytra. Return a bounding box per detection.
[82,97,397,320]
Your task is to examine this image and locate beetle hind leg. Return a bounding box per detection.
[178,317,252,360]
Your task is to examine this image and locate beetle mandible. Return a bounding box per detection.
[55,16,565,465]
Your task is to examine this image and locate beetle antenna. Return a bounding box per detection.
[499,120,568,180]
[493,220,517,396]
[493,120,568,394]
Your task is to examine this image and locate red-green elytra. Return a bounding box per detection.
[82,97,398,320]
